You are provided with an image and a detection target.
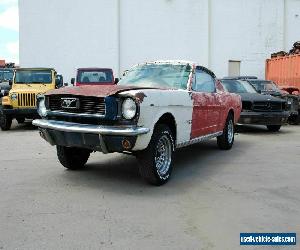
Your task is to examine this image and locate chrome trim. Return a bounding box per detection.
[176,131,223,148]
[61,97,80,109]
[46,110,106,118]
[32,119,150,136]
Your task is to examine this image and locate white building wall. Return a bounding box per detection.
[19,0,300,81]
[285,0,300,51]
[19,0,119,81]
[210,0,285,78]
[119,0,209,73]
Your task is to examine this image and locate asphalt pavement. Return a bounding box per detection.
[0,121,299,250]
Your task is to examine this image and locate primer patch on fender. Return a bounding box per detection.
[134,92,147,103]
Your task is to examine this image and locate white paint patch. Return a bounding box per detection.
[119,89,193,151]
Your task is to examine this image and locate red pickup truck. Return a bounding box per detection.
[71,68,117,86]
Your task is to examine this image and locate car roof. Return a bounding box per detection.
[131,60,215,77]
[246,79,272,82]
[0,68,14,71]
[77,68,113,71]
[220,78,245,82]
[144,60,196,65]
[16,68,55,71]
[222,76,258,80]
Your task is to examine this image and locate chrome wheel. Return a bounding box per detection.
[227,119,234,144]
[137,125,174,185]
[155,135,172,177]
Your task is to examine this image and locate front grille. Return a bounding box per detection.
[242,101,252,110]
[17,93,36,107]
[47,95,106,115]
[252,101,283,112]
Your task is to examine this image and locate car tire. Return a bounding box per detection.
[0,106,12,131]
[217,113,234,150]
[57,146,90,170]
[294,113,300,125]
[136,124,175,186]
[267,125,281,132]
[288,114,299,125]
[16,117,25,124]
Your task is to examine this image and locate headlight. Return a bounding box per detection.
[36,93,44,99]
[37,97,47,117]
[122,98,137,119]
[10,93,17,100]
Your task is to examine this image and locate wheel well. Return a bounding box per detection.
[155,113,177,142]
[228,109,234,119]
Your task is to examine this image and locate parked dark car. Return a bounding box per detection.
[247,79,299,124]
[0,68,14,98]
[220,78,289,132]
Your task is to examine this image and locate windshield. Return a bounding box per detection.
[15,70,52,84]
[221,80,257,93]
[118,64,191,89]
[77,70,113,83]
[0,69,13,81]
[248,80,280,92]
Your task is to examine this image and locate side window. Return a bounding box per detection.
[193,70,215,93]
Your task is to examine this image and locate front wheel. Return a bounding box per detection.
[217,114,234,150]
[136,124,175,185]
[267,125,281,132]
[0,107,12,131]
[57,146,90,170]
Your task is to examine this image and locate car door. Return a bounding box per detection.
[191,68,220,138]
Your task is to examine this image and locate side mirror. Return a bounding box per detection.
[55,75,63,88]
[257,90,262,94]
[9,80,12,86]
[71,78,75,85]
[55,78,60,88]
[64,82,68,87]
[114,78,119,84]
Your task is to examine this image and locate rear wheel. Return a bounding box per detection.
[267,125,281,132]
[217,113,234,150]
[0,107,12,131]
[57,146,90,170]
[136,124,175,185]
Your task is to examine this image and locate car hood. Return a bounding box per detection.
[238,93,285,102]
[260,90,283,97]
[45,85,169,97]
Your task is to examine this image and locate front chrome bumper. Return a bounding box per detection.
[239,111,289,125]
[32,119,150,136]
[32,119,150,153]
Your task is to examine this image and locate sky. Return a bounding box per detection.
[0,0,19,64]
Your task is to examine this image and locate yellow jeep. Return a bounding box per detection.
[0,68,63,130]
